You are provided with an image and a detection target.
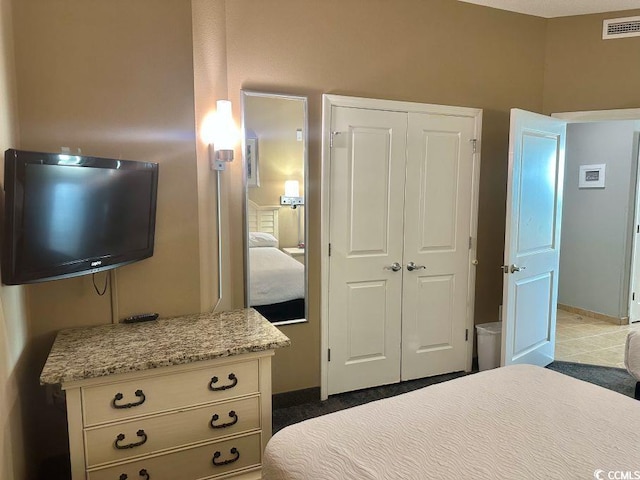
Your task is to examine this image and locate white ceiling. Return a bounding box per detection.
[458,0,640,18]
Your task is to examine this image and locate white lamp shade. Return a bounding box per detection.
[284,180,300,197]
[212,100,237,151]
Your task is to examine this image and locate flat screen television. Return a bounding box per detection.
[2,149,159,285]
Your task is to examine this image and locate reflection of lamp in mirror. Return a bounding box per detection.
[280,180,303,208]
[281,180,304,247]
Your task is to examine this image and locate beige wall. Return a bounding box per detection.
[0,0,29,478]
[224,0,547,392]
[14,0,200,332]
[11,0,200,470]
[192,0,231,312]
[544,9,640,114]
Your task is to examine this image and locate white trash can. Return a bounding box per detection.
[476,321,502,371]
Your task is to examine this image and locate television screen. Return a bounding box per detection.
[2,149,159,285]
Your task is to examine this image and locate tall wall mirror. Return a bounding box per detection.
[242,91,308,325]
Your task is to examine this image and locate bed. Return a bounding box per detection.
[263,364,640,479]
[248,201,305,323]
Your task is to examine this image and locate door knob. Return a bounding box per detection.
[384,262,402,272]
[407,262,426,271]
[502,264,526,274]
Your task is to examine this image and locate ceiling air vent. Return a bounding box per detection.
[603,16,640,40]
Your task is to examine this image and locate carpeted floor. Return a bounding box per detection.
[273,371,468,433]
[273,361,637,434]
[546,360,637,397]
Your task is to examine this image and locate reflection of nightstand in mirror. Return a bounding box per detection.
[282,247,305,265]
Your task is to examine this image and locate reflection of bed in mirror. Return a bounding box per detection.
[248,200,305,323]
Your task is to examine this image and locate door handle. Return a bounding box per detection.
[502,264,526,274]
[383,262,402,272]
[407,262,426,271]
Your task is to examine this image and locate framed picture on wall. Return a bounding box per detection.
[578,164,605,188]
[246,137,260,188]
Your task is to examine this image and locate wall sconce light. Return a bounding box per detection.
[280,180,304,209]
[208,100,237,171]
[200,99,238,312]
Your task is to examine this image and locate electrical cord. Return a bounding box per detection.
[92,272,109,296]
[213,169,223,312]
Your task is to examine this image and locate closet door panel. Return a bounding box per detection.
[327,106,406,395]
[402,112,476,380]
[344,280,388,361]
[348,126,394,254]
[414,274,454,348]
[419,132,459,251]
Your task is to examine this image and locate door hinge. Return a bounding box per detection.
[465,329,469,341]
[634,292,636,301]
[470,139,477,154]
[637,225,639,234]
[328,243,332,256]
[328,348,331,362]
[330,131,342,148]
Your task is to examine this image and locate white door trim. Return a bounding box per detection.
[320,94,482,400]
[631,142,640,323]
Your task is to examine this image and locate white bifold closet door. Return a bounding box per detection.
[401,112,475,381]
[327,106,406,394]
[327,100,478,395]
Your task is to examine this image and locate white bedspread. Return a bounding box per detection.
[264,365,640,480]
[249,247,304,306]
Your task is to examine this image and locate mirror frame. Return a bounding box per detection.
[241,90,309,326]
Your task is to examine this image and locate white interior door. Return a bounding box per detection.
[327,106,407,395]
[502,108,566,366]
[401,112,476,380]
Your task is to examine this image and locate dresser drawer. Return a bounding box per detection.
[87,433,261,480]
[85,396,261,467]
[82,360,259,426]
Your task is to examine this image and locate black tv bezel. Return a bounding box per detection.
[2,149,159,285]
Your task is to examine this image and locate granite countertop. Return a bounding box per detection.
[40,308,291,385]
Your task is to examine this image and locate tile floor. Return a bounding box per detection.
[555,308,640,368]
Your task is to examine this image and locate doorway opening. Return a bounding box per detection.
[553,111,640,368]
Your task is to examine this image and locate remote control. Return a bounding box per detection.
[122,313,159,324]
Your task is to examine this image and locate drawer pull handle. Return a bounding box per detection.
[112,390,146,409]
[212,447,240,466]
[210,410,238,429]
[209,373,237,391]
[118,469,149,480]
[114,429,148,450]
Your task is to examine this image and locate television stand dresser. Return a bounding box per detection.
[40,308,290,480]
